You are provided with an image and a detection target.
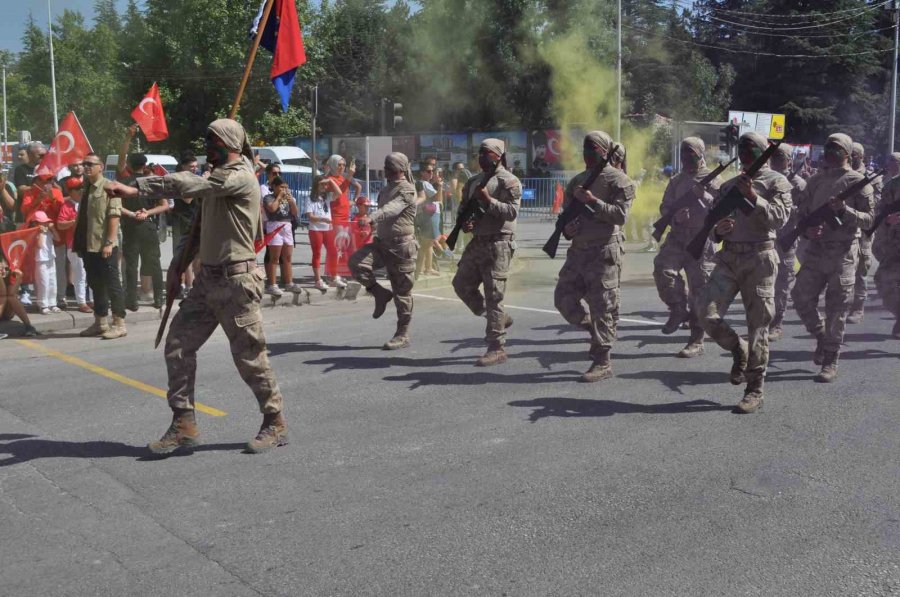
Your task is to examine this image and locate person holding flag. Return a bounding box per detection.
[0,229,40,337]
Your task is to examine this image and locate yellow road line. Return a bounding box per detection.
[16,339,227,417]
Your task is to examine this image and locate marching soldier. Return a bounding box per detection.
[452,139,522,367]
[105,119,288,455]
[652,137,720,358]
[696,132,792,413]
[846,142,880,324]
[349,152,419,350]
[769,143,806,341]
[554,131,635,382]
[791,134,875,383]
[873,153,900,339]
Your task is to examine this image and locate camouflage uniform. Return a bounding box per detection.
[137,120,286,455]
[791,134,875,382]
[452,139,522,362]
[697,132,792,412]
[847,143,881,322]
[555,131,635,381]
[771,144,807,338]
[872,174,900,336]
[349,152,418,348]
[653,137,719,356]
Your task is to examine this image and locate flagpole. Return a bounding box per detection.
[48,0,59,132]
[229,0,276,119]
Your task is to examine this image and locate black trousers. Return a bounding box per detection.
[83,249,126,318]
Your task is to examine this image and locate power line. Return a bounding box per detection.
[697,4,888,32]
[624,22,896,58]
[686,0,892,20]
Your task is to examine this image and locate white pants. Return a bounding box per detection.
[55,246,89,305]
[35,258,57,309]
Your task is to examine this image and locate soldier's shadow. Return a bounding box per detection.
[509,397,733,423]
[616,369,727,394]
[305,354,474,372]
[770,348,896,364]
[440,337,585,352]
[0,436,247,466]
[616,334,689,348]
[267,342,383,357]
[382,370,582,390]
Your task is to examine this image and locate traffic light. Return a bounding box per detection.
[719,123,739,155]
[391,102,403,129]
[378,99,403,133]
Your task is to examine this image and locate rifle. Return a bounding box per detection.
[446,167,497,250]
[156,209,200,349]
[650,157,736,242]
[866,191,899,238]
[686,141,783,260]
[780,168,884,250]
[542,144,619,259]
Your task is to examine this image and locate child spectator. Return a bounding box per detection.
[56,177,91,312]
[29,210,60,314]
[0,254,38,338]
[262,176,300,296]
[307,176,339,291]
[353,196,374,247]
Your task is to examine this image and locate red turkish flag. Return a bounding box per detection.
[34,112,93,178]
[131,82,169,142]
[0,227,40,285]
[254,223,286,253]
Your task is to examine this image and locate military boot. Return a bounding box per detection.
[677,327,705,359]
[893,318,900,339]
[768,317,784,342]
[845,300,864,324]
[582,347,613,383]
[147,409,200,455]
[383,324,410,350]
[730,339,749,385]
[246,412,289,454]
[661,306,690,335]
[101,317,127,340]
[735,386,764,414]
[813,332,826,366]
[503,313,514,329]
[814,351,839,383]
[79,315,109,337]
[368,284,394,319]
[475,342,507,367]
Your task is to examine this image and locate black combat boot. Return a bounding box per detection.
[368,284,394,319]
[661,306,690,335]
[813,332,826,366]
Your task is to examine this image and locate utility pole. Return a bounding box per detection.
[311,85,318,175]
[48,0,59,132]
[2,66,7,158]
[616,0,622,141]
[890,0,899,154]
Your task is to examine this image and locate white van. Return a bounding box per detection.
[105,154,178,179]
[253,146,313,174]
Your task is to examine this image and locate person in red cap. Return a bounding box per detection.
[55,177,91,312]
[28,210,61,314]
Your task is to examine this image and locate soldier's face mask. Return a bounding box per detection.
[851,154,863,169]
[738,142,762,166]
[681,150,701,171]
[583,142,601,166]
[478,150,499,172]
[205,133,230,166]
[824,144,846,168]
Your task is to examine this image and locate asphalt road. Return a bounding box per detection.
[1,223,899,596]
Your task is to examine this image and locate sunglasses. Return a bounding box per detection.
[82,162,102,167]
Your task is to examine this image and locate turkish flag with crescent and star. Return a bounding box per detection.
[131,82,169,142]
[0,226,41,285]
[34,112,93,178]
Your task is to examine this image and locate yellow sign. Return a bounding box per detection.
[769,114,786,140]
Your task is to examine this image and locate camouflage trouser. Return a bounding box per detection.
[773,240,797,326]
[874,260,900,317]
[652,232,713,329]
[555,240,623,351]
[853,235,873,305]
[349,237,417,327]
[697,244,778,389]
[166,265,282,414]
[791,239,858,353]
[452,236,515,345]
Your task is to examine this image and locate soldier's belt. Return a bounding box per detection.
[201,259,257,277]
[722,240,775,253]
[472,233,514,242]
[571,236,622,249]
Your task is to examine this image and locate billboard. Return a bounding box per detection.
[294,137,331,164]
[418,134,468,166]
[392,136,417,159]
[728,111,786,140]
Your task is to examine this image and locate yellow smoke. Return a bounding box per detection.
[540,31,663,231]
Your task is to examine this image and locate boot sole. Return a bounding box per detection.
[382,341,410,350]
[147,436,201,455]
[245,435,289,454]
[581,371,613,383]
[677,347,704,359]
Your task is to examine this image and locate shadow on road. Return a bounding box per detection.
[770,348,896,364]
[0,437,247,466]
[509,397,732,422]
[383,370,582,389]
[617,369,727,393]
[267,342,383,357]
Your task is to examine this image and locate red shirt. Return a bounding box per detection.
[353,215,373,247]
[21,186,63,224]
[56,199,79,248]
[328,175,351,224]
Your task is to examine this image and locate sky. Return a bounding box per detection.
[1,0,132,54]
